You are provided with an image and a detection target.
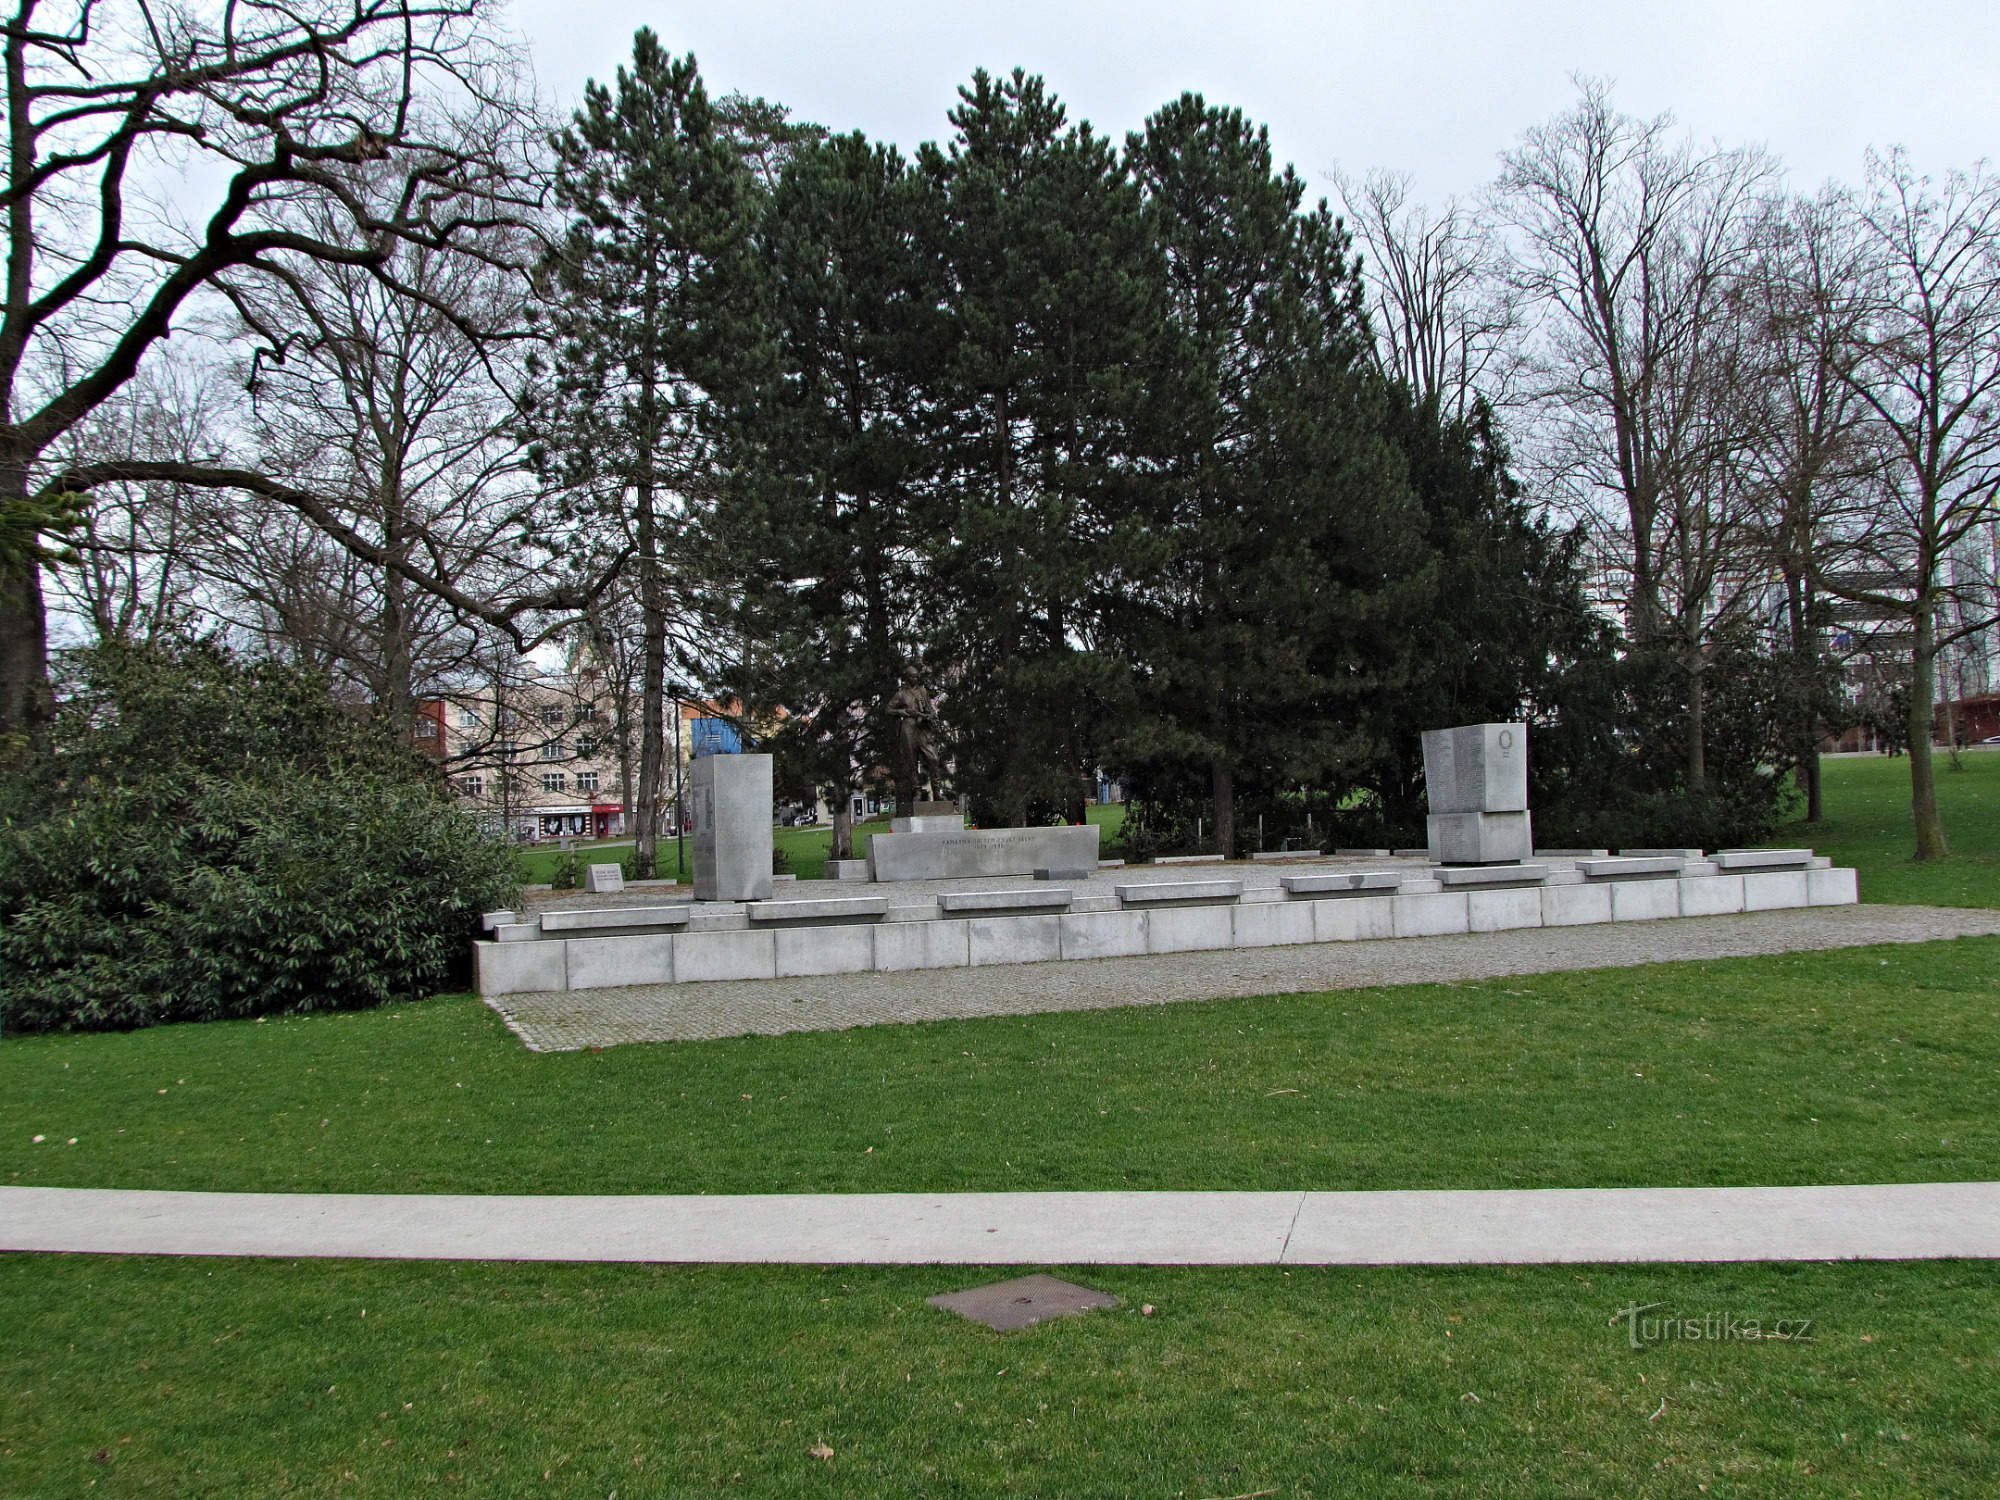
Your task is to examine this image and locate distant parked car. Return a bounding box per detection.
[1982,734,2000,745]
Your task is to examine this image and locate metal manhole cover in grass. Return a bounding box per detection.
[927,1274,1121,1332]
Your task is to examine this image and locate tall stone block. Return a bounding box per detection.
[1422,722,1528,813]
[1422,722,1530,863]
[689,752,774,902]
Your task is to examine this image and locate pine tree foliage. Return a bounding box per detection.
[527,32,758,876]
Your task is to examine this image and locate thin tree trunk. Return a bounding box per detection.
[634,482,667,881]
[1909,604,1947,861]
[831,796,853,862]
[1685,637,1706,791]
[1786,568,1824,822]
[1211,759,1234,859]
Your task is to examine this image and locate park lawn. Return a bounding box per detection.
[6,752,1998,1497]
[3,1254,1996,1498]
[5,937,1999,1197]
[1785,750,2000,908]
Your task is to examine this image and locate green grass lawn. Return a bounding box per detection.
[1784,749,2000,907]
[5,757,1998,1496]
[5,1255,1994,1497]
[5,939,1999,1196]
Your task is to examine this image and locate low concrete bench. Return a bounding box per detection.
[745,896,891,926]
[1534,848,1608,858]
[1251,848,1322,862]
[1711,849,1813,871]
[1619,847,1704,859]
[1334,847,1390,857]
[1281,870,1403,898]
[1114,879,1243,906]
[1155,853,1225,866]
[1576,856,1686,881]
[938,888,1075,914]
[1434,864,1551,888]
[538,904,693,936]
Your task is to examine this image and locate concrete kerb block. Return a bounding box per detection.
[1115,880,1243,906]
[939,889,1075,914]
[1809,867,1859,906]
[567,934,674,990]
[1059,910,1149,960]
[671,928,777,982]
[776,923,874,978]
[1146,904,1235,954]
[475,939,566,996]
[1712,848,1814,871]
[828,859,871,881]
[1392,890,1470,938]
[1610,879,1680,922]
[1231,900,1317,949]
[967,914,1062,967]
[1314,894,1395,942]
[874,919,971,971]
[1467,886,1543,932]
[1678,874,1745,917]
[1541,881,1613,927]
[1743,870,1812,910]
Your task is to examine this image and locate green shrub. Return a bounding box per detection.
[0,642,518,1034]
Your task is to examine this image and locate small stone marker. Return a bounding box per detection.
[584,863,624,894]
[927,1273,1120,1332]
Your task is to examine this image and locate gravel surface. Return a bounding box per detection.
[487,903,2000,1052]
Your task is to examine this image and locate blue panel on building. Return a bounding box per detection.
[690,718,744,758]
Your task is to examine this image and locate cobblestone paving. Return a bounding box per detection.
[486,904,2000,1052]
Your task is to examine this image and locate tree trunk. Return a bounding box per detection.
[0,550,49,752]
[633,483,667,881]
[831,797,853,862]
[1684,637,1706,792]
[1211,759,1234,859]
[1786,568,1823,822]
[1908,605,1948,861]
[0,448,53,750]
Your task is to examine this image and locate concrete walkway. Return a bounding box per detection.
[6,1182,1999,1266]
[490,904,2000,1049]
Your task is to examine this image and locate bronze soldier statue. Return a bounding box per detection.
[885,666,944,814]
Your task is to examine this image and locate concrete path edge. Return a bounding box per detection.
[5,1182,1998,1266]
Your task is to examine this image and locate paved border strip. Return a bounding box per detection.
[6,1183,1997,1265]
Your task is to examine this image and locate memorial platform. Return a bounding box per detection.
[474,850,1860,997]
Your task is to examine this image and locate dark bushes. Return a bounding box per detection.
[0,642,517,1034]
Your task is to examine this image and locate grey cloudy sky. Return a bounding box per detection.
[501,0,1998,202]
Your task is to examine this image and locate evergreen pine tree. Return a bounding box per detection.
[704,131,951,846]
[1120,96,1422,855]
[527,33,758,877]
[919,71,1162,826]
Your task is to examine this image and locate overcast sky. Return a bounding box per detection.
[500,0,1998,204]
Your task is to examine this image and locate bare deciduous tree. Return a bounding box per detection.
[0,0,565,749]
[1809,150,2000,859]
[1335,166,1521,424]
[1494,78,1779,785]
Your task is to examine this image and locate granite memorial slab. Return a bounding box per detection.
[867,823,1099,882]
[690,752,775,902]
